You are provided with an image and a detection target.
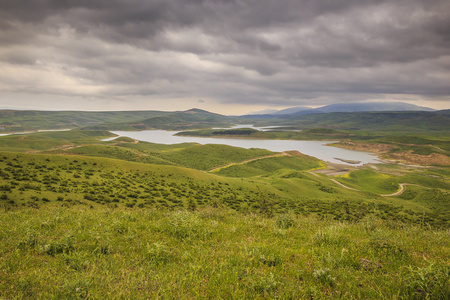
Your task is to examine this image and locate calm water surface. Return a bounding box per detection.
[107,126,379,166]
[0,129,71,137]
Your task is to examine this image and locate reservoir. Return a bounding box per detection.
[106,126,380,166]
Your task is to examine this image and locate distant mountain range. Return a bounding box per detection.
[245,102,435,117]
[248,106,312,115]
[1,104,446,133]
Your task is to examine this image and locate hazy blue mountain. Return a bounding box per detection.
[293,102,435,115]
[241,102,434,118]
[247,106,312,115]
[246,108,279,115]
[272,106,313,115]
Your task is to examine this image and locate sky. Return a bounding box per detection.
[1,0,449,114]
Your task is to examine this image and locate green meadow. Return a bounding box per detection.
[0,126,449,299]
[1,206,449,299]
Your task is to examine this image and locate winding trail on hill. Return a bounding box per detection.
[208,152,290,172]
[326,179,429,197]
[309,165,432,196]
[222,157,426,197]
[328,178,360,191]
[380,183,425,197]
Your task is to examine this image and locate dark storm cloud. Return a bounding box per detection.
[0,0,449,110]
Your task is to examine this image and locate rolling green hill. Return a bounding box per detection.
[258,111,450,133]
[214,154,322,177]
[80,108,235,131]
[0,110,171,133]
[3,108,448,134]
[0,130,115,152]
[1,109,449,299]
[0,149,448,227]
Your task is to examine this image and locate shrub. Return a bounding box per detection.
[312,225,346,246]
[143,242,175,266]
[164,211,204,240]
[275,213,295,229]
[43,234,74,256]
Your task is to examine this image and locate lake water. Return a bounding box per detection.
[0,129,71,137]
[106,126,380,166]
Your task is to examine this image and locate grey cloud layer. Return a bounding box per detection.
[1,0,449,107]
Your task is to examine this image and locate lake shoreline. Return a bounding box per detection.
[108,129,380,166]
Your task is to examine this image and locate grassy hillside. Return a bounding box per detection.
[1,206,448,299]
[1,110,449,299]
[0,110,171,133]
[214,154,322,177]
[152,144,274,171]
[1,151,448,227]
[47,140,278,171]
[260,111,450,133]
[0,151,347,213]
[51,144,177,166]
[0,143,448,299]
[0,130,115,152]
[81,109,235,131]
[334,170,399,194]
[3,108,448,134]
[176,127,355,141]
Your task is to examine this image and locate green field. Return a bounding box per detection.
[1,206,448,299]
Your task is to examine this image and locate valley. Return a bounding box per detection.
[0,108,449,299]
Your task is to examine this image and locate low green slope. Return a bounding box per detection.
[81,108,235,131]
[0,130,114,152]
[284,111,450,132]
[243,111,450,135]
[176,127,353,140]
[53,142,275,171]
[53,144,176,166]
[334,169,399,194]
[139,109,232,130]
[377,136,450,156]
[0,151,274,210]
[215,155,322,177]
[176,128,265,137]
[0,110,170,132]
[398,186,450,216]
[1,151,448,227]
[335,169,450,194]
[332,169,450,224]
[152,144,273,171]
[0,151,355,217]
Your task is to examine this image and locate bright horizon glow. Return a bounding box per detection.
[0,99,447,116]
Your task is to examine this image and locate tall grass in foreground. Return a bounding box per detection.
[1,206,449,299]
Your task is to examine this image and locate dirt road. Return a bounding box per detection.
[208,152,290,172]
